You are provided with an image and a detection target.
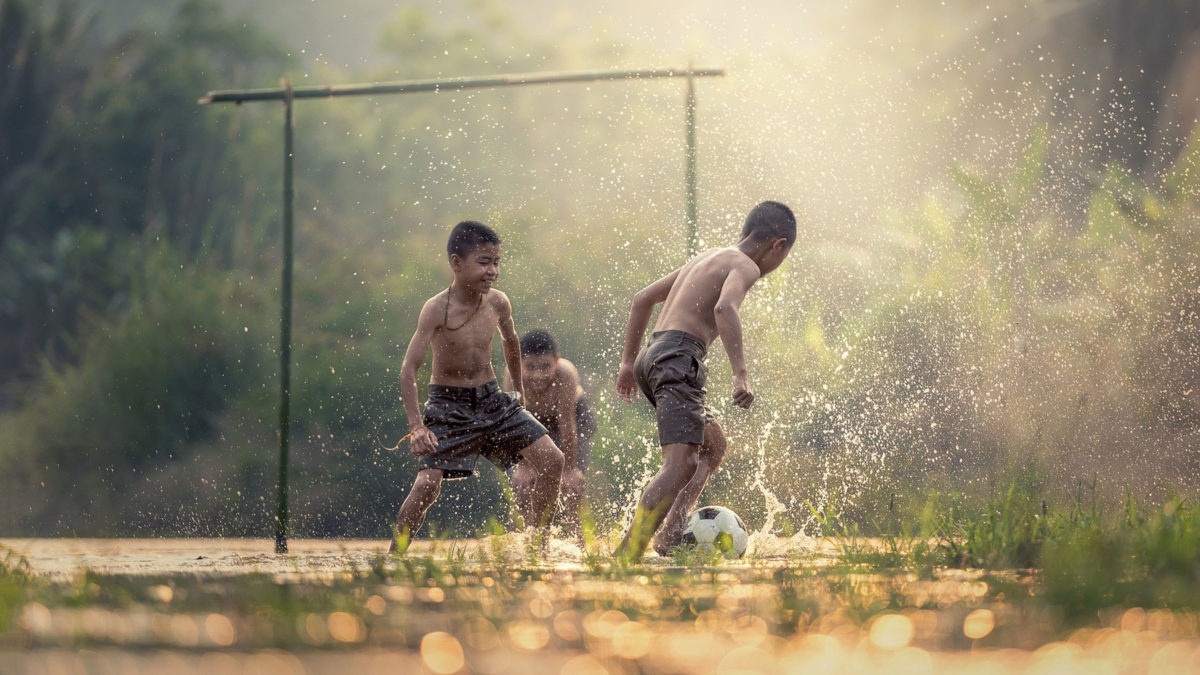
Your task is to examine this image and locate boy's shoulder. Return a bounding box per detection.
[722,246,758,264]
[486,288,511,312]
[692,247,759,274]
[557,357,580,381]
[418,289,449,316]
[690,246,743,261]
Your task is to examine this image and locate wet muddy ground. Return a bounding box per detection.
[3,538,1200,674]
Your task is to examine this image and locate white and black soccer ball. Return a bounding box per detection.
[681,505,749,558]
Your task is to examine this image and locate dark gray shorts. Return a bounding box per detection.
[420,380,548,480]
[633,330,715,447]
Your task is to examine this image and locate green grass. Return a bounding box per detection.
[9,486,1200,652]
[0,546,32,634]
[809,485,1200,624]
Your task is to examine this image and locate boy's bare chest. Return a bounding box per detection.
[433,304,499,355]
[525,384,560,418]
[434,321,495,352]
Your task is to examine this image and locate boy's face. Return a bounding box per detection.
[760,238,792,275]
[450,243,501,291]
[522,353,557,391]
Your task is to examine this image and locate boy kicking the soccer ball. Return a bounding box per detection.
[614,201,796,562]
[391,221,564,554]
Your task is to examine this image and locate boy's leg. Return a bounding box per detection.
[390,468,444,554]
[653,420,728,555]
[563,411,594,537]
[510,460,536,527]
[614,443,699,562]
[516,436,565,531]
[560,467,586,537]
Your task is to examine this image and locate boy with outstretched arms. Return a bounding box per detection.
[505,330,597,535]
[614,201,796,561]
[392,221,565,554]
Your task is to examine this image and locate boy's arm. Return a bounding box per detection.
[495,292,524,401]
[400,298,441,455]
[555,362,581,470]
[714,263,761,409]
[616,268,681,401]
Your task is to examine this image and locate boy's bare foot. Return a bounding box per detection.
[613,535,643,564]
[389,529,411,556]
[653,530,682,557]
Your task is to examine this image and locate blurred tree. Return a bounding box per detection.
[0,0,287,392]
[887,0,1200,232]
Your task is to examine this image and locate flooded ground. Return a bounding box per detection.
[1,538,390,580]
[4,538,1200,674]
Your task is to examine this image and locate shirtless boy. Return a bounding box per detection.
[614,201,796,561]
[391,221,565,554]
[505,330,597,535]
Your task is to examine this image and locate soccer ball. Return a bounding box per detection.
[681,505,749,558]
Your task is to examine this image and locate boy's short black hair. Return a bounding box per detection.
[520,330,558,357]
[740,201,797,246]
[447,220,501,259]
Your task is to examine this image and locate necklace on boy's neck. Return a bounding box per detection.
[443,283,484,331]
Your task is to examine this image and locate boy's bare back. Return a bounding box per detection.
[616,203,795,411]
[652,248,761,347]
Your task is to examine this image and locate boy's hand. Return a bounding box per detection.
[732,375,754,409]
[408,425,439,456]
[615,364,637,402]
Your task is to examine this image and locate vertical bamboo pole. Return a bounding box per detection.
[275,78,294,554]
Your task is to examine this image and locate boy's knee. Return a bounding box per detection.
[526,439,564,475]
